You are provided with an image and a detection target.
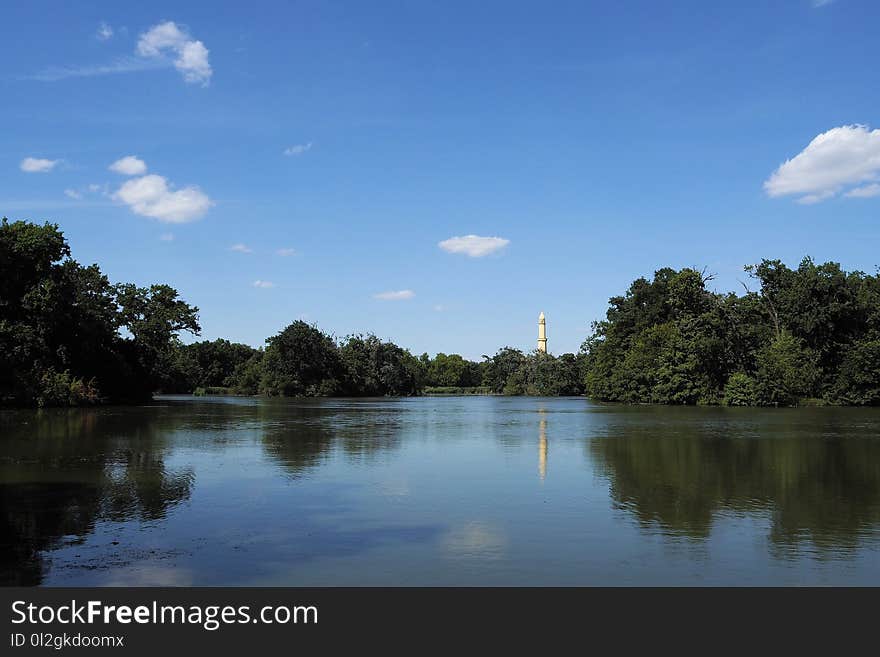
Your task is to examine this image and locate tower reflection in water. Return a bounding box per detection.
[538,409,547,481]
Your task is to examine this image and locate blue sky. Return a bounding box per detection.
[2,0,879,359]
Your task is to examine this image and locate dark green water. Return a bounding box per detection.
[2,396,879,586]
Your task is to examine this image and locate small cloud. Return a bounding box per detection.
[26,56,163,82]
[159,233,174,241]
[276,247,296,256]
[253,280,275,288]
[230,243,253,253]
[28,20,208,84]
[20,157,60,173]
[96,22,114,41]
[797,191,835,205]
[764,125,880,204]
[438,234,510,257]
[114,174,212,223]
[64,188,82,200]
[813,0,834,7]
[374,289,415,301]
[137,21,212,86]
[284,142,312,156]
[88,183,102,193]
[845,183,880,199]
[433,304,446,312]
[109,155,147,175]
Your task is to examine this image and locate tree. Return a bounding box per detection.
[554,353,586,396]
[481,347,527,393]
[0,218,201,405]
[339,334,422,396]
[169,339,258,392]
[754,332,819,406]
[114,283,201,394]
[228,351,265,395]
[260,321,343,396]
[723,372,758,407]
[423,353,481,387]
[582,260,878,406]
[832,338,880,406]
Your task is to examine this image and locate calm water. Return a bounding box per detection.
[2,396,880,586]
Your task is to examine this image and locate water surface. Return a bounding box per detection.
[2,396,879,585]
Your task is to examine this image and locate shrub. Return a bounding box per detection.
[723,372,758,406]
[36,369,100,407]
[754,332,820,406]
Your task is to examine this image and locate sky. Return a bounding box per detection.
[2,0,879,360]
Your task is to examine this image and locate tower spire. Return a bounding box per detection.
[537,311,547,353]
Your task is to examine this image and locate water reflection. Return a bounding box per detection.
[443,521,507,560]
[259,399,404,477]
[2,398,880,586]
[538,411,548,481]
[589,411,880,551]
[0,407,194,585]
[259,403,336,477]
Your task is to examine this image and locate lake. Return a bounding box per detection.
[2,396,879,586]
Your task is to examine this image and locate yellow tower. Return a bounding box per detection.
[537,312,547,353]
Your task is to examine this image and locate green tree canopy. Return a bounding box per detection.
[1,218,199,406]
[583,260,880,406]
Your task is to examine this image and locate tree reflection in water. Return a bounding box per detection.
[588,408,880,552]
[0,407,194,585]
[4,399,879,586]
[259,399,403,478]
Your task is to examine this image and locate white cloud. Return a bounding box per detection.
[284,143,312,156]
[797,191,835,205]
[253,280,275,288]
[109,155,147,175]
[433,304,446,312]
[844,183,880,199]
[438,234,510,257]
[64,188,82,200]
[159,233,174,241]
[20,157,60,173]
[276,247,296,256]
[137,21,212,86]
[97,22,114,41]
[26,56,164,82]
[114,174,212,223]
[763,125,880,203]
[374,289,415,301]
[88,183,103,193]
[230,243,253,253]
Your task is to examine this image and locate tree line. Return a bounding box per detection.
[3,219,878,406]
[1,219,584,406]
[159,329,586,398]
[581,262,880,406]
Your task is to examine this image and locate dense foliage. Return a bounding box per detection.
[162,339,259,393]
[224,325,584,397]
[480,348,586,395]
[582,261,880,406]
[5,219,877,406]
[1,219,199,406]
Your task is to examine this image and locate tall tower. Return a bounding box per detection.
[537,311,548,353]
